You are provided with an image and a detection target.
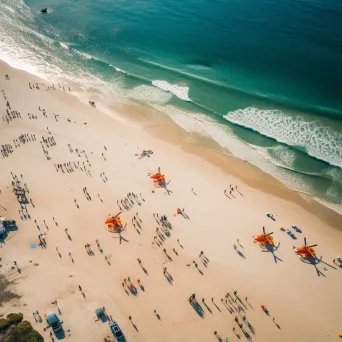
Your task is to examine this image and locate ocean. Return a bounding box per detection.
[1,0,342,213]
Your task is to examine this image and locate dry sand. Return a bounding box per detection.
[0,60,341,342]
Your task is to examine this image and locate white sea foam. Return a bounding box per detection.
[152,80,191,102]
[248,145,297,171]
[224,107,342,169]
[127,85,172,104]
[324,168,342,187]
[60,42,69,50]
[74,50,93,60]
[115,67,125,74]
[2,4,15,13]
[109,65,127,74]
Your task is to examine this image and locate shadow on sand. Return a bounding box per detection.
[236,249,246,259]
[299,255,336,277]
[262,242,283,263]
[190,301,205,318]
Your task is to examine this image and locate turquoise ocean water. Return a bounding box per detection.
[1,0,342,212]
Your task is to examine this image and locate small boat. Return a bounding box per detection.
[40,8,48,13]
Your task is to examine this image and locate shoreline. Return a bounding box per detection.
[2,59,341,227]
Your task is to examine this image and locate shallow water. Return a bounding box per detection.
[1,0,341,212]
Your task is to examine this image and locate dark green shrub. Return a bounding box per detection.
[3,320,44,342]
[6,312,23,325]
[0,317,10,331]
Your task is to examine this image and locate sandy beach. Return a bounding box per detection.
[0,60,342,342]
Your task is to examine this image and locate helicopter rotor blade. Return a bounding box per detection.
[263,226,265,235]
[113,211,122,218]
[308,244,318,248]
[304,237,307,246]
[158,167,160,173]
[266,232,273,236]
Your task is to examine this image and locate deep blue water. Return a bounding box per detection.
[1,0,341,212]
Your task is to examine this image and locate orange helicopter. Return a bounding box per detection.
[254,227,274,246]
[105,212,124,232]
[150,167,172,195]
[295,237,317,258]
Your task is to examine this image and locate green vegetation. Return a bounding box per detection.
[0,318,10,331]
[6,313,23,325]
[0,314,44,342]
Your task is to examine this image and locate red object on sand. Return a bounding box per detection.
[152,190,155,193]
[261,305,266,310]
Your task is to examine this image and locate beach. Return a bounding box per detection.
[0,60,342,342]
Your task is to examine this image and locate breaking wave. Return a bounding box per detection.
[127,85,172,104]
[224,107,342,169]
[152,80,191,102]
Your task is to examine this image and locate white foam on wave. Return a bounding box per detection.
[2,4,15,13]
[224,107,342,169]
[109,65,127,74]
[127,85,172,104]
[324,167,342,185]
[248,144,297,171]
[74,50,93,60]
[60,42,69,50]
[314,181,342,215]
[152,80,191,102]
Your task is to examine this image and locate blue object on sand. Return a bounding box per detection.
[30,243,37,248]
